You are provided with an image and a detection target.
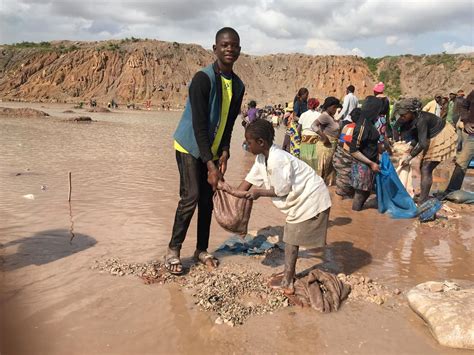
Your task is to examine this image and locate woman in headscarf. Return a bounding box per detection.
[395,98,457,204]
[333,107,361,199]
[349,96,383,211]
[298,98,321,169]
[311,97,342,185]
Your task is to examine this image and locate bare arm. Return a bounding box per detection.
[245,187,277,200]
[351,151,380,173]
[237,181,252,191]
[222,180,277,200]
[312,115,330,144]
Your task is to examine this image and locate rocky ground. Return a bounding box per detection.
[91,255,403,326]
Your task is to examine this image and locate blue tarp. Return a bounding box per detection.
[216,234,280,255]
[376,152,419,219]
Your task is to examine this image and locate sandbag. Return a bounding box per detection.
[376,152,418,219]
[288,269,351,313]
[444,190,474,204]
[407,280,474,349]
[213,190,253,235]
[396,163,415,197]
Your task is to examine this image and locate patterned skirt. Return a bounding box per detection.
[423,124,457,162]
[333,145,355,197]
[351,161,375,192]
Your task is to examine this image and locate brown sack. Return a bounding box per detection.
[213,190,253,235]
[288,269,351,312]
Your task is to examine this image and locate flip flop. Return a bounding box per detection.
[194,250,219,269]
[164,254,183,275]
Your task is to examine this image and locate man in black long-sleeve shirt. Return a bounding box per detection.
[165,28,245,274]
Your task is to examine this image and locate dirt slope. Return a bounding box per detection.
[0,40,472,107]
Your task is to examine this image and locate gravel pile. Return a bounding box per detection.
[93,258,401,324]
[92,258,289,326]
[337,273,400,305]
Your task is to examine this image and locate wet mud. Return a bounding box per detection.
[0,102,473,354]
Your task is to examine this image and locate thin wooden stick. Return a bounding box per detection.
[68,171,72,202]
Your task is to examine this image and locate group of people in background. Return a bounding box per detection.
[244,83,473,212]
[168,26,472,294]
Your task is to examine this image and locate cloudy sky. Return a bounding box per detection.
[1,0,473,57]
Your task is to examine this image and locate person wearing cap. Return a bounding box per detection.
[336,84,358,122]
[395,98,457,204]
[373,82,392,143]
[311,96,342,185]
[423,94,443,116]
[298,98,321,170]
[454,90,466,122]
[349,96,383,211]
[446,92,457,125]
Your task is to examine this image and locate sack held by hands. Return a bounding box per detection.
[213,189,253,235]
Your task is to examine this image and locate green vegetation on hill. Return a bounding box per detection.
[364,56,402,99]
[8,41,52,50]
[363,57,382,76]
[120,37,141,43]
[379,57,402,99]
[424,52,457,70]
[5,41,81,53]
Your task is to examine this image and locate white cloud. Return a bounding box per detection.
[386,36,399,45]
[305,38,366,57]
[0,0,472,57]
[442,42,474,54]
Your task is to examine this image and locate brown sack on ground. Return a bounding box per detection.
[213,190,253,235]
[288,269,351,313]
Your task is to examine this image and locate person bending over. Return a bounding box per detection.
[223,120,331,294]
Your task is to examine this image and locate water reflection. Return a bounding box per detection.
[0,229,96,271]
[0,106,471,285]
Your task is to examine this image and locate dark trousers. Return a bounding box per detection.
[169,151,214,252]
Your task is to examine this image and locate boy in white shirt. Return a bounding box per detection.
[223,120,331,294]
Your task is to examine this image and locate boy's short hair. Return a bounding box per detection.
[245,120,274,145]
[215,27,240,43]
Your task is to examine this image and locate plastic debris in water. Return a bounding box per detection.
[23,194,35,200]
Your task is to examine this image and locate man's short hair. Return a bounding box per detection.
[215,27,240,43]
[347,85,355,93]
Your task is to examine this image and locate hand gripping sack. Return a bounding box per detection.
[213,190,253,235]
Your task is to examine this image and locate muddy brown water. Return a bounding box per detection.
[0,102,473,354]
